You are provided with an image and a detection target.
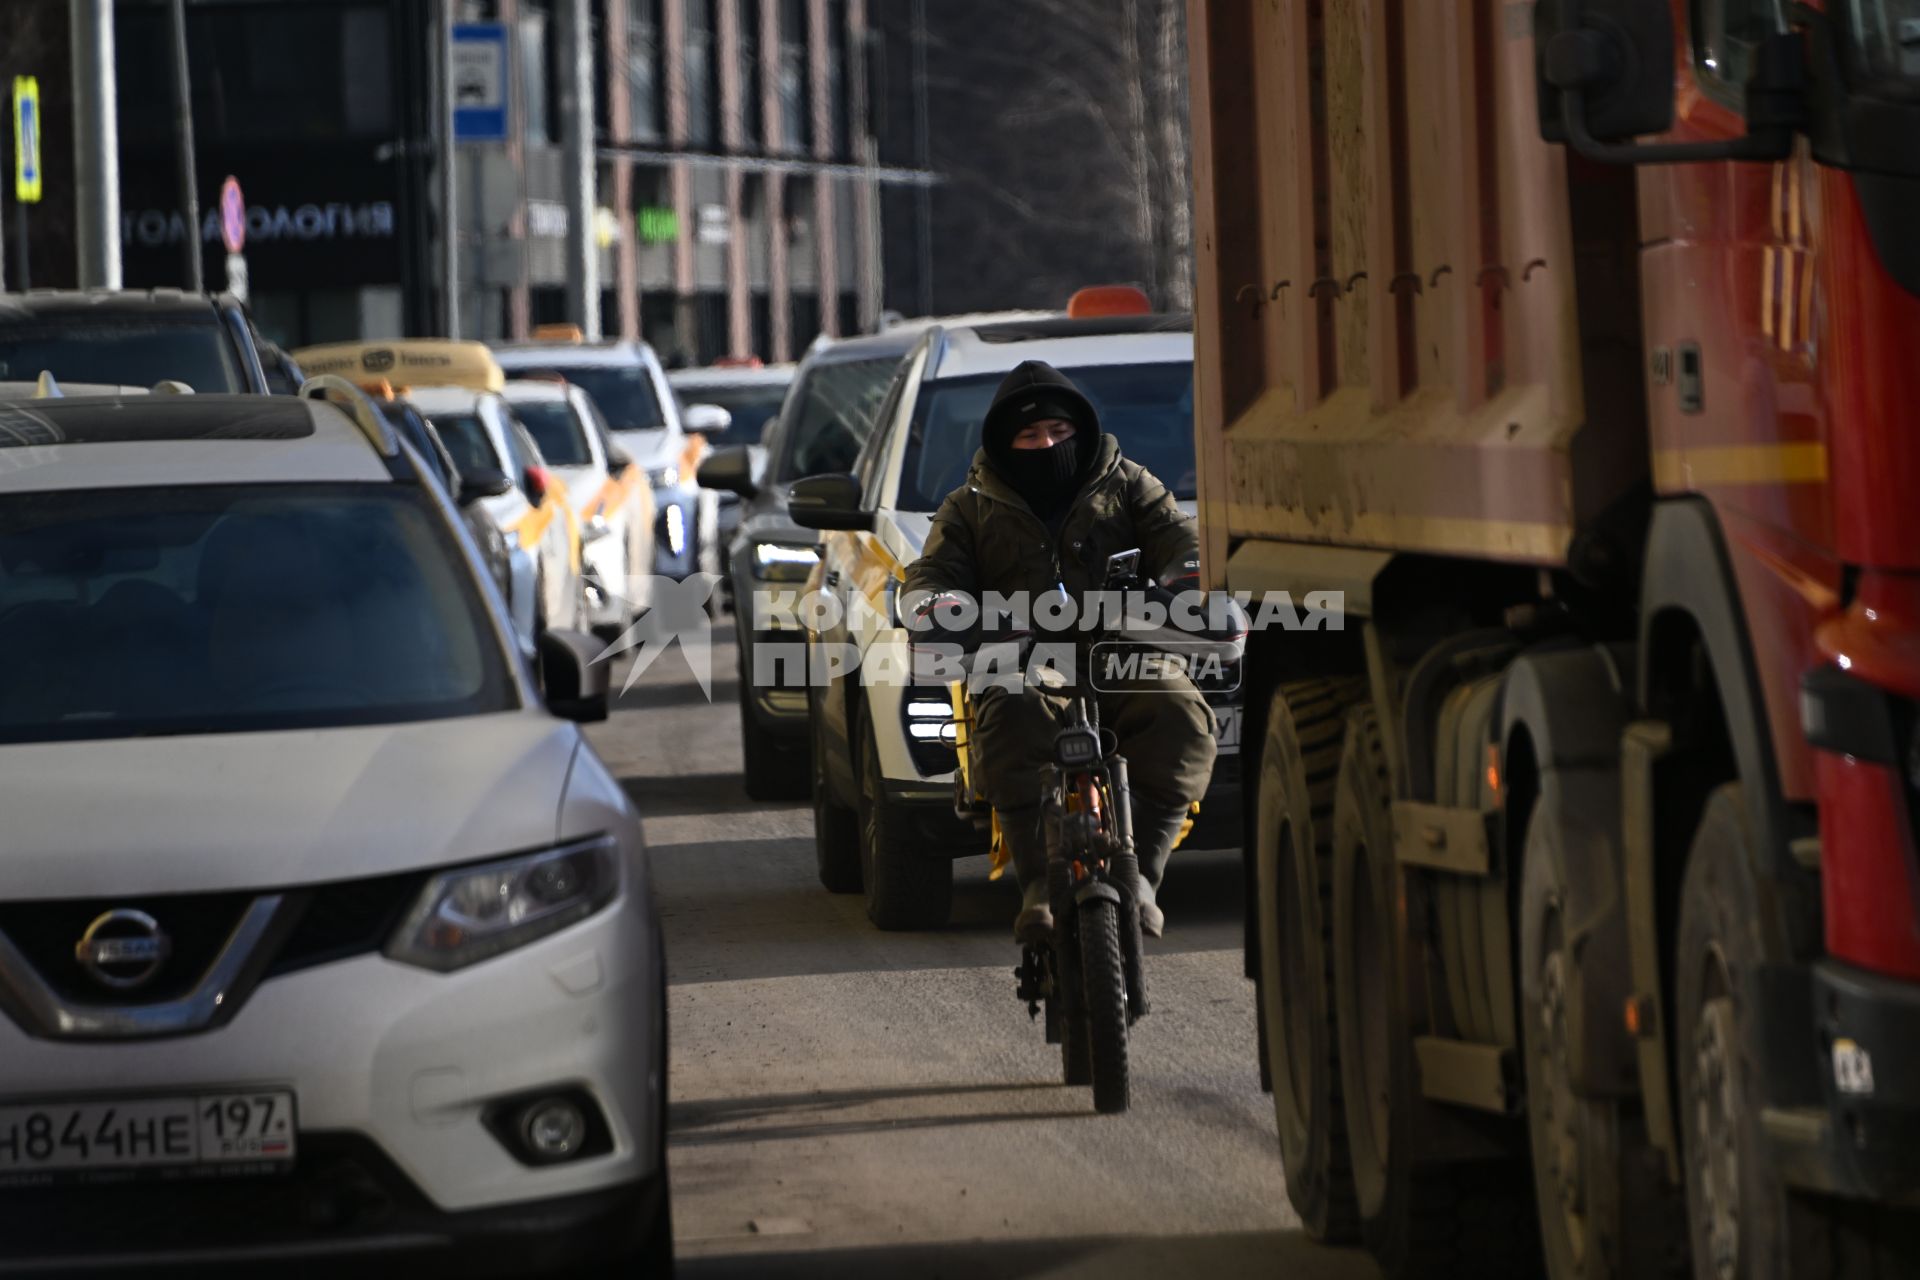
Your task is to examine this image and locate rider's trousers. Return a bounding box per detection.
[969,671,1217,814]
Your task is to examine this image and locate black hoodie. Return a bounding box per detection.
[979,360,1102,531]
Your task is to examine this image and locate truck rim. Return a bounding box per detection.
[1691,975,1741,1280]
[1533,913,1590,1267]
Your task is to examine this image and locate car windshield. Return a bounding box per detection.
[0,484,515,743]
[510,399,593,466]
[777,356,902,483]
[1845,1,1920,93]
[674,381,789,446]
[0,320,244,393]
[895,361,1197,512]
[426,412,502,477]
[506,363,666,431]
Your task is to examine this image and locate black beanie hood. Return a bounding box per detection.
[980,360,1102,488]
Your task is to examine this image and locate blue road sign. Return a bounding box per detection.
[452,25,509,143]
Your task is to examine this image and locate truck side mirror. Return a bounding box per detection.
[1534,0,1803,165]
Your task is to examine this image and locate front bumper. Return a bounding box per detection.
[0,891,665,1271]
[1769,959,1920,1205]
[2,1136,665,1276]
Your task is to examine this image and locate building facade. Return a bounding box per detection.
[95,0,901,360]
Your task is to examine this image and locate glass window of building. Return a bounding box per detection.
[826,0,847,158]
[778,0,811,153]
[738,0,763,148]
[521,11,553,143]
[628,0,664,142]
[684,0,719,148]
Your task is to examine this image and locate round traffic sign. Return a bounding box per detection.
[218,176,246,255]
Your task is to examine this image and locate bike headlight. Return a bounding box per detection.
[647,465,680,491]
[582,513,614,542]
[752,541,819,582]
[386,836,620,973]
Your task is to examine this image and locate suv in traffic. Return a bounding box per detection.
[790,311,1243,929]
[0,290,270,393]
[0,385,669,1273]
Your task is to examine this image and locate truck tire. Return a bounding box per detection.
[1332,706,1539,1278]
[811,708,862,893]
[1520,801,1685,1280]
[1078,896,1131,1115]
[1676,783,1836,1280]
[1256,677,1363,1242]
[856,706,952,930]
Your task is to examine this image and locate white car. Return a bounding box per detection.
[794,310,1242,929]
[503,380,657,635]
[493,337,721,582]
[0,385,668,1272]
[408,385,592,637]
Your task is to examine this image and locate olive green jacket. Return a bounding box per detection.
[902,434,1198,604]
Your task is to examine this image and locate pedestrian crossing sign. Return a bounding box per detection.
[12,77,40,205]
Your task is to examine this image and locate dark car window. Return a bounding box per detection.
[507,364,666,431]
[674,381,789,445]
[0,319,246,393]
[895,361,1197,512]
[425,413,503,477]
[0,483,515,742]
[511,398,594,466]
[776,356,902,483]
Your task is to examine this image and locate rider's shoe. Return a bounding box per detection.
[1002,805,1053,944]
[1132,801,1190,939]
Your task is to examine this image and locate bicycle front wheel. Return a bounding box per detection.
[1078,897,1130,1114]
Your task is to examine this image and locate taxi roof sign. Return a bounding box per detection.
[12,77,41,205]
[289,340,504,393]
[531,323,585,343]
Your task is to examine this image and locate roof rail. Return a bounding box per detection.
[299,374,399,457]
[149,380,194,395]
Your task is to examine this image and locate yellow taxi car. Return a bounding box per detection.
[291,340,591,640]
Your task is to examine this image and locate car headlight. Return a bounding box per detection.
[647,465,680,491]
[386,836,620,972]
[582,512,613,542]
[752,541,819,582]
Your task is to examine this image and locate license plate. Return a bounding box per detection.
[0,1090,295,1182]
[1214,706,1242,754]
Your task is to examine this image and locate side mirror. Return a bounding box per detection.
[537,628,610,723]
[696,443,757,497]
[682,402,732,437]
[458,466,515,505]
[1534,1,1802,165]
[788,472,872,532]
[606,444,633,474]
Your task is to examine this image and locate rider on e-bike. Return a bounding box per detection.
[901,360,1217,942]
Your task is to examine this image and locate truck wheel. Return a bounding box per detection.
[1520,802,1662,1280]
[1256,677,1363,1242]
[1332,706,1539,1278]
[856,706,952,930]
[811,706,862,893]
[1676,783,1832,1280]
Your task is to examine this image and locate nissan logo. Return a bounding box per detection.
[74,910,171,991]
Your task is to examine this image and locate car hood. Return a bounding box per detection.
[0,713,581,899]
[611,427,676,470]
[549,464,604,510]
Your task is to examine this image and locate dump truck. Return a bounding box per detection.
[1187,1,1920,1276]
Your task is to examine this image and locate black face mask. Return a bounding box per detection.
[1000,438,1083,518]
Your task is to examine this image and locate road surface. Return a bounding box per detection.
[586,626,1379,1279]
